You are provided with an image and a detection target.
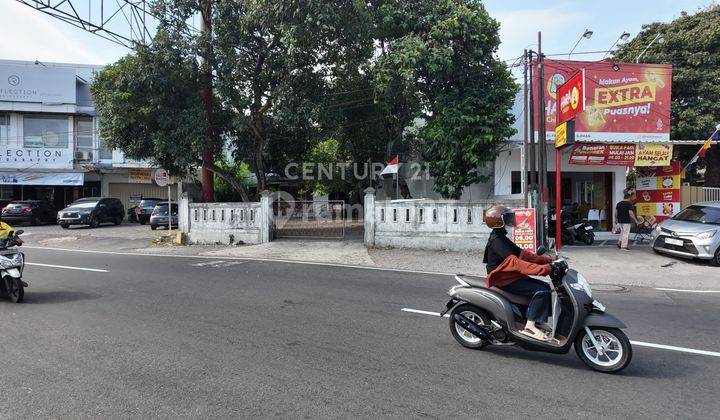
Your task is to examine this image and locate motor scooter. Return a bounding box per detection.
[441,248,632,373]
[0,229,26,303]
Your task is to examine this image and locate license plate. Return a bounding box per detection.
[584,226,593,230]
[665,238,683,246]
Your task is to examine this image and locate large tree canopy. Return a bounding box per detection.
[92,0,516,200]
[614,5,720,186]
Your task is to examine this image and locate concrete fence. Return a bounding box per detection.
[178,192,272,245]
[364,187,524,251]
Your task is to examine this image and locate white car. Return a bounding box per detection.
[651,201,720,266]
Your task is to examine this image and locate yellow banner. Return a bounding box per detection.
[594,82,657,109]
[634,143,672,167]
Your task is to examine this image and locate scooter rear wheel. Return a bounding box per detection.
[449,304,490,349]
[574,327,632,373]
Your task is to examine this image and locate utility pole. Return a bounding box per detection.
[537,31,547,245]
[528,50,537,192]
[199,0,215,202]
[523,49,530,207]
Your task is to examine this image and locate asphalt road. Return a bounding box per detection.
[1,247,719,418]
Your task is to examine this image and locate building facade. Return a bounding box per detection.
[0,59,175,211]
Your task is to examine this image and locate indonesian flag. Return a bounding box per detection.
[381,155,399,175]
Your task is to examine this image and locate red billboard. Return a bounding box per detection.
[557,69,585,124]
[534,60,672,142]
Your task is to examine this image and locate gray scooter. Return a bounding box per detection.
[441,248,632,373]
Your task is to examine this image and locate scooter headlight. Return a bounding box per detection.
[575,273,593,298]
[0,254,21,269]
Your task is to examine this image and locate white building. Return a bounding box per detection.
[0,59,175,211]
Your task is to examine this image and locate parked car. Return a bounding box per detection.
[652,201,720,266]
[149,202,178,230]
[1,200,57,225]
[57,197,125,229]
[135,198,164,225]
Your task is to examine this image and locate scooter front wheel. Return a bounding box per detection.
[449,304,490,349]
[2,276,24,303]
[574,327,632,373]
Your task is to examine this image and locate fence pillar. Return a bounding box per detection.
[178,192,190,233]
[364,187,376,247]
[259,190,272,243]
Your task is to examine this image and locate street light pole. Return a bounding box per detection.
[603,31,631,59]
[568,29,593,59]
[636,33,665,63]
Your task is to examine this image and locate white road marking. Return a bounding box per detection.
[22,246,454,276]
[26,262,108,273]
[401,308,450,318]
[656,287,720,294]
[401,307,720,358]
[190,260,246,267]
[629,341,720,357]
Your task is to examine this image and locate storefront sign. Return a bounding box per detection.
[555,120,575,149]
[128,168,152,184]
[606,144,636,165]
[569,143,609,165]
[635,162,681,222]
[0,146,73,169]
[557,69,585,124]
[153,168,169,187]
[634,143,673,167]
[512,208,537,252]
[0,171,84,186]
[533,60,672,142]
[0,64,76,104]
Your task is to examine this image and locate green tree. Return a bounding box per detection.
[372,0,517,198]
[614,5,720,186]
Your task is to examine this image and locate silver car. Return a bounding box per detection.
[652,201,720,266]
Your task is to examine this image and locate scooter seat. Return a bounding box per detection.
[489,287,531,306]
[457,274,531,306]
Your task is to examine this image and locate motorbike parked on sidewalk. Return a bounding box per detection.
[548,209,577,246]
[0,229,26,303]
[441,248,632,373]
[570,218,595,245]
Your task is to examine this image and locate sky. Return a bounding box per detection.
[0,0,714,66]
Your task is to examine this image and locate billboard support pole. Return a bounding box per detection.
[537,31,547,246]
[528,50,537,192]
[523,49,530,207]
[555,149,562,251]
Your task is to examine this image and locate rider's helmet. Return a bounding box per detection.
[483,205,516,229]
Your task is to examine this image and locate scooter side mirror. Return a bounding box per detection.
[536,245,547,255]
[15,230,24,236]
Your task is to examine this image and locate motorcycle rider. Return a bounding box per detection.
[482,205,556,341]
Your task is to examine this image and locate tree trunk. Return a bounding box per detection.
[705,144,720,187]
[199,0,216,202]
[201,162,251,202]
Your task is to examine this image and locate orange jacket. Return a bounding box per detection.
[486,250,552,288]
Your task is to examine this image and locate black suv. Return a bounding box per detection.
[134,198,165,225]
[1,200,57,225]
[58,197,125,229]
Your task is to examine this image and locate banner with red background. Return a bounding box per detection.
[534,60,672,142]
[635,162,681,223]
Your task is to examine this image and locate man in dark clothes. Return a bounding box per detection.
[615,190,640,250]
[482,205,555,341]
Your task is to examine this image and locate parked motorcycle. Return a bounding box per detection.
[441,248,632,373]
[548,209,576,245]
[571,219,595,245]
[0,229,26,303]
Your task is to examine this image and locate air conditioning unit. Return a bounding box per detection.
[74,150,94,162]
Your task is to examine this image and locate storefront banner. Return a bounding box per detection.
[0,172,84,186]
[512,208,537,252]
[0,64,76,104]
[534,59,672,142]
[128,168,152,184]
[634,162,681,222]
[569,143,608,165]
[606,144,636,165]
[634,143,673,166]
[0,146,74,169]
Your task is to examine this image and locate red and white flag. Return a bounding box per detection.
[381,156,399,175]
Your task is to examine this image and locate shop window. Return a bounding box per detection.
[0,186,13,200]
[76,116,94,161]
[98,134,113,160]
[511,171,522,194]
[23,115,69,148]
[0,114,8,146]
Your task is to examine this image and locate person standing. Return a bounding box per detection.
[615,190,639,250]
